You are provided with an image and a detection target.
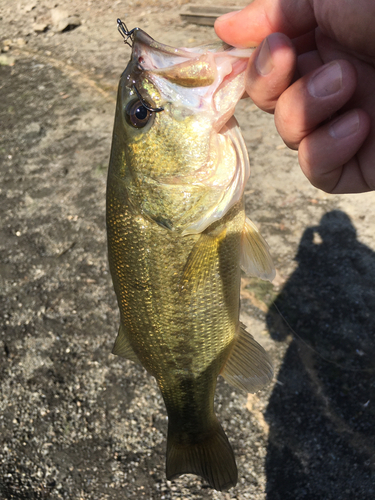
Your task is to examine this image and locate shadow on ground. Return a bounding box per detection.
[265,210,375,500]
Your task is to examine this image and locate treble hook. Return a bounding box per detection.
[117,18,138,48]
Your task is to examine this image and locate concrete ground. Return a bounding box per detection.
[1,1,374,498]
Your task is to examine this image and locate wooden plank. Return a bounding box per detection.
[180,4,245,26]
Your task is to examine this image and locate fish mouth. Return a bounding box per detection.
[126,28,253,134]
[130,28,252,90]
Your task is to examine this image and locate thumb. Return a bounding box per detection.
[214,0,317,47]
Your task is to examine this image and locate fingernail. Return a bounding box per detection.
[329,111,360,139]
[216,10,239,23]
[255,39,273,76]
[308,62,342,97]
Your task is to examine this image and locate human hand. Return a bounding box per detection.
[215,0,375,193]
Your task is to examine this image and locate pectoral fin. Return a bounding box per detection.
[220,323,273,393]
[112,323,140,364]
[240,217,275,281]
[179,227,226,292]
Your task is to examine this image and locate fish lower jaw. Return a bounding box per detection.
[218,116,236,135]
[214,108,242,136]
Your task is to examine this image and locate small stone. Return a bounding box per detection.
[33,23,48,33]
[1,39,12,52]
[55,16,81,33]
[15,38,26,47]
[0,54,15,66]
[24,2,37,13]
[50,7,81,32]
[50,7,69,26]
[25,122,41,134]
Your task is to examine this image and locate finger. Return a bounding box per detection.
[274,59,357,149]
[214,0,317,48]
[293,31,317,56]
[297,50,323,77]
[245,33,296,113]
[298,109,372,193]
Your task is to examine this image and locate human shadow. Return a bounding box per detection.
[265,210,375,500]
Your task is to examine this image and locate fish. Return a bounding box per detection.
[106,25,275,491]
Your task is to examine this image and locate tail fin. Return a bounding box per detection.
[166,417,237,491]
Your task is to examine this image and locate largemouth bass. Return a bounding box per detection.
[106,24,275,491]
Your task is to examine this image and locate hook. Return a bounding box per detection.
[133,84,164,113]
[117,18,138,48]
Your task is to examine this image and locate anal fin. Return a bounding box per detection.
[240,217,275,281]
[220,323,273,393]
[112,323,140,364]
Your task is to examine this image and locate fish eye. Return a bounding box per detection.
[125,99,152,128]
